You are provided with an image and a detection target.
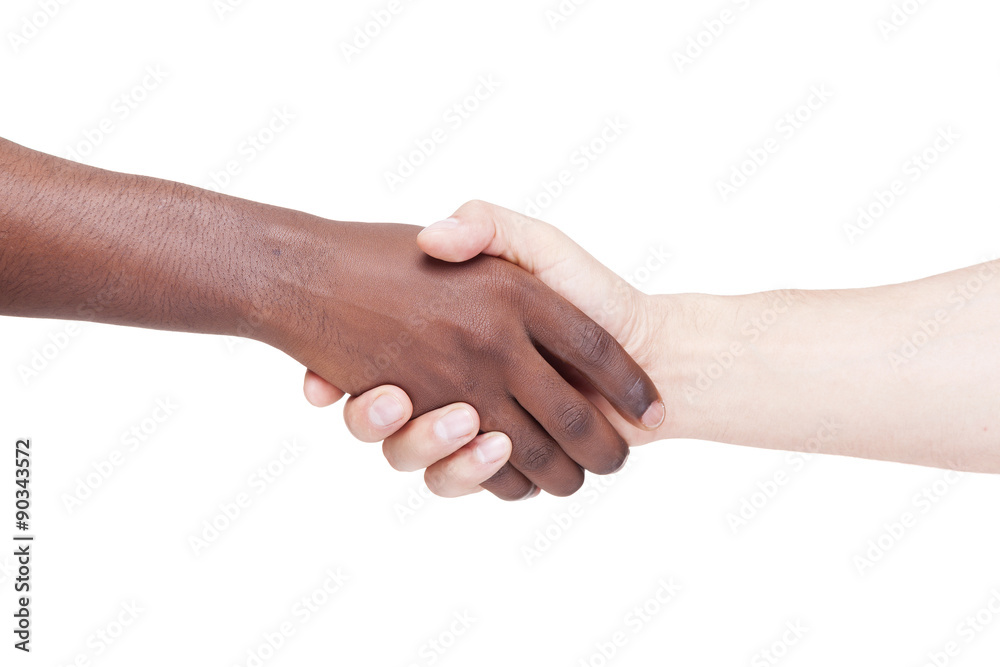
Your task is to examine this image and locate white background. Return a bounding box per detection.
[2,0,1000,665]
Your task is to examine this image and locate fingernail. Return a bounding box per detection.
[369,394,404,427]
[641,400,665,429]
[433,407,476,442]
[422,217,461,234]
[474,434,509,465]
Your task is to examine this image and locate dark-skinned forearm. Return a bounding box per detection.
[0,137,319,340]
[1,137,664,499]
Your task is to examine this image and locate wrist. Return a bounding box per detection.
[234,207,348,349]
[646,290,776,444]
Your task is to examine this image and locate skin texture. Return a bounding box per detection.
[309,201,1000,497]
[283,222,664,498]
[0,140,663,500]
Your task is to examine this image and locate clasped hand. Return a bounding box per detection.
[277,219,662,500]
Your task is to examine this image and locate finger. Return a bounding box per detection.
[529,292,664,430]
[417,211,494,262]
[420,199,596,279]
[423,432,513,498]
[421,200,645,344]
[479,462,538,501]
[342,386,413,443]
[303,369,346,407]
[381,403,480,472]
[480,397,586,497]
[513,364,629,475]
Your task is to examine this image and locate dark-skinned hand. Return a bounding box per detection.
[268,221,661,499]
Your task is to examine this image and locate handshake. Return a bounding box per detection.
[3,135,998,500]
[295,201,669,501]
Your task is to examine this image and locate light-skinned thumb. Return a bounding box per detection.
[417,215,493,262]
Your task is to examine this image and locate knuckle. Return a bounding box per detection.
[517,441,559,473]
[470,327,522,366]
[432,454,483,498]
[623,376,650,410]
[484,463,513,487]
[381,442,412,473]
[484,261,524,302]
[556,403,596,442]
[423,467,450,498]
[482,464,531,501]
[456,199,492,220]
[575,319,618,366]
[485,340,519,367]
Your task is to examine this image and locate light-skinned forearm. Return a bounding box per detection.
[652,263,1000,472]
